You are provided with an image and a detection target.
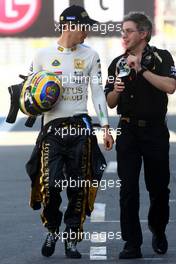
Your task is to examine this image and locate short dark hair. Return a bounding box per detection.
[123,12,153,42]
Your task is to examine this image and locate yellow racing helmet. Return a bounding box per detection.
[20,71,62,116]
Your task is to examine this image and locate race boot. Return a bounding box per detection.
[64,238,82,259]
[41,230,59,257]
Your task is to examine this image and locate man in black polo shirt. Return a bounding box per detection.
[105,12,176,259]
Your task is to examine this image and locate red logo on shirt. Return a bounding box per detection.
[0,0,41,34]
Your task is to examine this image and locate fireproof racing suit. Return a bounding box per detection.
[28,43,109,238]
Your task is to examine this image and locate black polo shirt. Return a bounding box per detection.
[104,47,176,120]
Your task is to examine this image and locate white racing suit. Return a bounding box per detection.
[27,43,109,239]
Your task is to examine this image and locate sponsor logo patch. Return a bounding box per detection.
[74,59,85,70]
[66,16,76,20]
[52,59,61,67]
[171,66,176,77]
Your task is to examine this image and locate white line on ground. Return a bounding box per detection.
[91,203,106,222]
[0,118,22,144]
[90,246,107,260]
[142,258,164,261]
[0,131,38,146]
[169,199,176,202]
[105,161,117,173]
[169,131,176,143]
[90,219,176,223]
[0,119,14,132]
[90,256,107,260]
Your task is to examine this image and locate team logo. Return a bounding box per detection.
[58,46,64,52]
[52,59,61,67]
[74,59,85,70]
[97,59,101,69]
[72,71,84,84]
[97,71,102,85]
[29,62,33,73]
[0,0,41,34]
[171,66,176,77]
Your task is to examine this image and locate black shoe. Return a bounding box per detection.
[148,225,168,254]
[119,246,142,259]
[65,239,82,258]
[152,233,168,254]
[41,232,58,257]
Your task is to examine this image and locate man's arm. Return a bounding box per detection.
[106,78,125,108]
[139,70,175,94]
[90,52,114,150]
[29,49,43,73]
[127,50,176,94]
[104,58,125,108]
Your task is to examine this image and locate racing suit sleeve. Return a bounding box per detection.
[104,59,116,97]
[29,50,43,73]
[89,52,109,127]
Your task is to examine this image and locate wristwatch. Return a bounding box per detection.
[138,67,147,75]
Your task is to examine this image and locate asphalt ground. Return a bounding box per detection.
[0,116,176,264]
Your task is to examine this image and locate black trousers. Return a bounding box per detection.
[116,120,170,247]
[40,122,91,235]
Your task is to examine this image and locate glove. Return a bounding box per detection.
[6,82,23,123]
[6,74,37,127]
[141,45,156,71]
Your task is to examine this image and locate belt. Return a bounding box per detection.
[120,117,166,127]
